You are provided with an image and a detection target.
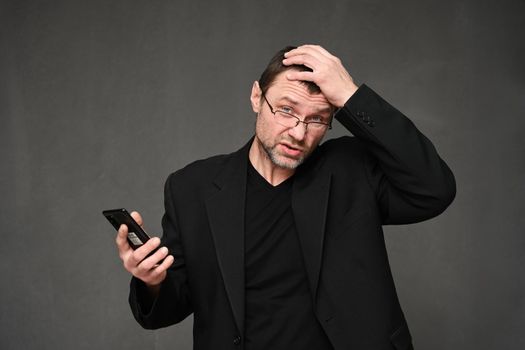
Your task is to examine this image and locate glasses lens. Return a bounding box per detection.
[308,123,327,131]
[275,112,299,128]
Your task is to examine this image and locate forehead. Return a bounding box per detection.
[265,72,332,110]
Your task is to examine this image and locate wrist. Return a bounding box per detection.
[336,83,359,108]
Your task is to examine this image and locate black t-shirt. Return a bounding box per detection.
[244,162,333,350]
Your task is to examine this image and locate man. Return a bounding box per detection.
[116,45,455,350]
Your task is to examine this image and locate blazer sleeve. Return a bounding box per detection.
[128,172,193,329]
[334,84,456,224]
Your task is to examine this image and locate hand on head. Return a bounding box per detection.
[282,45,359,108]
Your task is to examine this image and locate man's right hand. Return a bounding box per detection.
[115,211,174,295]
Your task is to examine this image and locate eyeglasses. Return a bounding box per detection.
[262,94,332,133]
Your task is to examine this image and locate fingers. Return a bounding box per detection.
[285,44,333,60]
[136,244,168,270]
[156,254,175,271]
[116,224,131,257]
[132,247,175,286]
[281,44,358,107]
[141,254,175,286]
[130,211,143,226]
[127,237,161,267]
[285,70,314,83]
[283,51,322,71]
[283,45,337,70]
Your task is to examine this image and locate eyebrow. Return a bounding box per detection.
[276,96,333,114]
[275,96,299,106]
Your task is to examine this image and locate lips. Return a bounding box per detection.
[280,143,303,157]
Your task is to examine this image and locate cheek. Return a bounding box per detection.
[256,116,280,140]
[255,118,271,145]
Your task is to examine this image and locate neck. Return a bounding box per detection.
[249,138,295,186]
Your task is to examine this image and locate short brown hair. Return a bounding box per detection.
[258,46,321,95]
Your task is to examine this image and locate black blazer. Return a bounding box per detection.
[129,85,456,350]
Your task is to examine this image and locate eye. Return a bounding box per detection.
[279,106,294,114]
[306,115,324,123]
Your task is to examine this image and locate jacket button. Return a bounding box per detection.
[233,336,241,345]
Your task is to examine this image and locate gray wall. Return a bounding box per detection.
[1,0,524,349]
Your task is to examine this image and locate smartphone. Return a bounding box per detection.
[102,208,159,255]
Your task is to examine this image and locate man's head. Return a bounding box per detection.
[249,46,333,170]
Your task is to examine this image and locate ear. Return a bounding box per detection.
[250,81,262,113]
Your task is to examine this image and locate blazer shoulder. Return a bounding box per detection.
[165,139,250,190]
[167,152,232,185]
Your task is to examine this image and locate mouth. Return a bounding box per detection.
[280,142,303,157]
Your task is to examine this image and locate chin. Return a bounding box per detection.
[270,154,305,170]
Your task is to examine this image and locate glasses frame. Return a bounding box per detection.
[262,94,333,132]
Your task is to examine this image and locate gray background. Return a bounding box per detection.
[1,0,524,349]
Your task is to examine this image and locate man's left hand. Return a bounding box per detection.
[283,45,358,108]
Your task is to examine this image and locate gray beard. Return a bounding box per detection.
[261,141,305,170]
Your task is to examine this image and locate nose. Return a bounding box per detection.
[288,121,307,141]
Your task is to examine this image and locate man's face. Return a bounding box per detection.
[250,71,332,169]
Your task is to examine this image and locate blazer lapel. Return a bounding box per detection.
[205,141,250,335]
[292,152,332,302]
